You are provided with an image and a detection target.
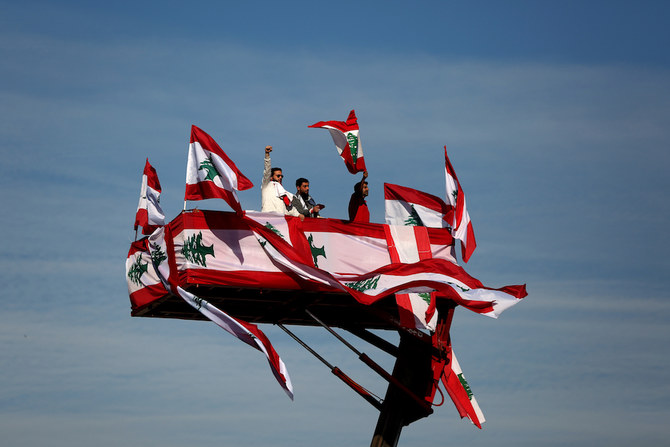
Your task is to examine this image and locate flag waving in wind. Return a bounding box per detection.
[384,183,454,229]
[309,110,366,174]
[134,158,165,235]
[442,349,486,428]
[147,226,294,399]
[444,147,477,263]
[185,125,253,213]
[384,183,455,331]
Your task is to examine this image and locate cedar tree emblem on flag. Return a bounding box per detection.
[127,256,149,286]
[307,234,326,268]
[309,109,367,174]
[384,183,453,230]
[185,125,253,213]
[181,232,215,267]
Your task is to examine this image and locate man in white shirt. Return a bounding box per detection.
[261,145,300,217]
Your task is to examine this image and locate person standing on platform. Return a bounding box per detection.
[292,177,323,218]
[261,146,300,217]
[348,170,369,222]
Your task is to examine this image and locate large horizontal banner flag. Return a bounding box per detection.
[185,125,253,213]
[241,212,526,319]
[146,225,294,399]
[309,109,367,174]
[165,211,456,295]
[444,147,476,263]
[134,159,165,235]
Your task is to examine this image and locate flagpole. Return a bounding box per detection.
[277,323,383,410]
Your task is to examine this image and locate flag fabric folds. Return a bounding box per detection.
[442,350,485,428]
[146,225,294,399]
[243,212,526,319]
[127,121,529,424]
[384,224,438,331]
[309,110,366,174]
[125,237,169,309]
[134,159,165,235]
[384,183,453,229]
[384,183,457,330]
[185,125,253,213]
[426,317,485,429]
[444,147,477,263]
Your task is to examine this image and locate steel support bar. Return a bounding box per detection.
[343,327,399,357]
[306,309,432,414]
[277,323,382,410]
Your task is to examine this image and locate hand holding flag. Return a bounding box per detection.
[309,110,367,174]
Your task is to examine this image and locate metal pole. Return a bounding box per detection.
[305,309,433,414]
[277,323,383,410]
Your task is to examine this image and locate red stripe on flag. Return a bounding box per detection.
[461,220,476,263]
[184,182,243,213]
[308,109,359,132]
[384,183,453,216]
[144,158,162,192]
[441,353,483,429]
[191,126,253,191]
[130,283,169,309]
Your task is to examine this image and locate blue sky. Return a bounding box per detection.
[1,1,669,446]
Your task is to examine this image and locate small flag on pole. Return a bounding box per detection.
[309,110,367,174]
[134,158,165,235]
[185,125,253,213]
[444,147,476,262]
[384,182,453,229]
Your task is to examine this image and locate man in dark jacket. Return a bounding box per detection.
[292,177,323,218]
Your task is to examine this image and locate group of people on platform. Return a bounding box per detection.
[261,145,369,222]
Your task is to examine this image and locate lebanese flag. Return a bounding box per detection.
[442,350,485,428]
[134,159,165,235]
[384,183,453,229]
[384,224,438,331]
[244,212,324,277]
[176,285,294,400]
[444,147,477,263]
[309,110,366,174]
[384,183,455,330]
[185,125,253,213]
[126,237,169,309]
[244,213,526,319]
[147,226,294,399]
